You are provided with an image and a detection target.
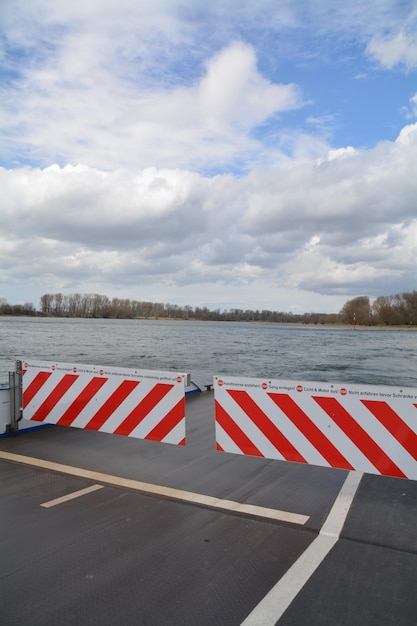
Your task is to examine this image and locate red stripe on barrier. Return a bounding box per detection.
[114,383,173,436]
[268,393,355,471]
[56,377,108,426]
[85,379,140,431]
[145,397,185,442]
[215,399,263,457]
[314,396,407,479]
[30,374,79,422]
[361,400,417,461]
[23,371,52,408]
[228,390,307,463]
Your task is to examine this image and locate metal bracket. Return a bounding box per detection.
[9,360,23,431]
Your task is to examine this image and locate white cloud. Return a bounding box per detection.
[199,41,302,126]
[402,93,417,120]
[1,0,417,313]
[1,123,416,310]
[366,31,417,70]
[1,30,304,171]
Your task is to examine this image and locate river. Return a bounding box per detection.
[1,317,416,389]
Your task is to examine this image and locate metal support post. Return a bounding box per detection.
[9,360,23,432]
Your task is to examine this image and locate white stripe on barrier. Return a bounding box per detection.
[21,359,188,445]
[214,376,417,480]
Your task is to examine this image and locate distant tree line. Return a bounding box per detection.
[0,298,37,316]
[35,292,324,323]
[0,291,416,325]
[339,293,417,326]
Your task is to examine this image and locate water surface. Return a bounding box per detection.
[1,317,416,389]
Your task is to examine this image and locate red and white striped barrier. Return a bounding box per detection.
[214,376,417,480]
[21,359,188,445]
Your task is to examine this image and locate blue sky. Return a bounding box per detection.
[1,0,416,313]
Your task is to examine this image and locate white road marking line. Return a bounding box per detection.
[319,470,363,538]
[0,451,309,525]
[241,470,363,626]
[40,484,104,508]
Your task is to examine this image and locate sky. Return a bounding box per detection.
[1,0,416,314]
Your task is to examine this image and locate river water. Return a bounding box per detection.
[0,317,416,389]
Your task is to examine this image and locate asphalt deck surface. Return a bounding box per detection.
[1,391,416,625]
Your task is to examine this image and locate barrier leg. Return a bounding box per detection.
[8,361,22,432]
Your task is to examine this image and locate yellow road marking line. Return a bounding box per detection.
[40,484,104,508]
[0,451,309,525]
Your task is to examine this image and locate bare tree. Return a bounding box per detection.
[340,296,371,325]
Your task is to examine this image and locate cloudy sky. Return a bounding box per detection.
[1,0,416,313]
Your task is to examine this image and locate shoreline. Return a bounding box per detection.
[1,314,416,331]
